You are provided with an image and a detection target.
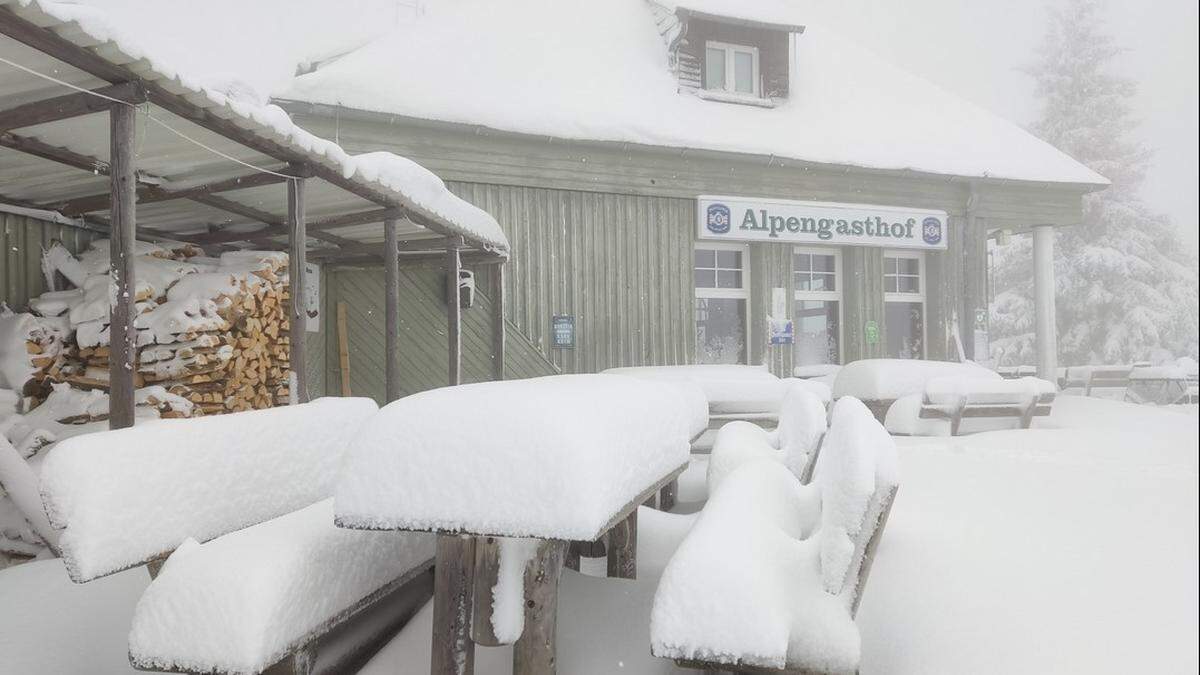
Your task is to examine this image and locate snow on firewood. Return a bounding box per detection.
[128,499,433,675]
[39,397,378,582]
[335,374,693,540]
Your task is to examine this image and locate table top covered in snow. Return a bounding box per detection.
[334,374,694,541]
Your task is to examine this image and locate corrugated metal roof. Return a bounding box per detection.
[0,0,509,258]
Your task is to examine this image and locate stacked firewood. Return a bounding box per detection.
[6,240,295,418]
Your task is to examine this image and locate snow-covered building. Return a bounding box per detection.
[273,0,1108,395]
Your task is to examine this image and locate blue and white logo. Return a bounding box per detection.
[706,203,732,234]
[921,217,943,245]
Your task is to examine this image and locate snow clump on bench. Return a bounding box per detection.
[650,397,899,674]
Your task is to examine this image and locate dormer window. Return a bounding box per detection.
[704,41,759,96]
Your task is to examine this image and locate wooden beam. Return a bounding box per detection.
[108,104,136,430]
[469,537,503,646]
[446,238,463,387]
[432,535,476,675]
[0,83,145,132]
[0,130,109,173]
[288,177,308,404]
[606,510,637,579]
[384,217,402,403]
[56,170,291,216]
[513,540,567,675]
[491,265,506,381]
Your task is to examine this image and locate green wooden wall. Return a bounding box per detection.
[1,214,96,311]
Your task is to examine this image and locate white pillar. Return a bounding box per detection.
[1032,225,1057,381]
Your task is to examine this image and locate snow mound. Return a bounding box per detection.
[707,386,827,493]
[129,499,433,675]
[832,359,999,400]
[39,397,379,582]
[602,364,787,415]
[0,434,59,550]
[924,375,1055,405]
[335,375,692,540]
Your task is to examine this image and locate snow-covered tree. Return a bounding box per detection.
[990,0,1199,366]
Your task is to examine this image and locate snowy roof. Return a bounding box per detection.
[0,0,509,256]
[281,0,1107,187]
[657,0,806,30]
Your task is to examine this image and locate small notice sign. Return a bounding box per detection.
[865,320,880,345]
[552,315,575,349]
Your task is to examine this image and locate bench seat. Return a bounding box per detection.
[129,499,434,675]
[707,386,828,494]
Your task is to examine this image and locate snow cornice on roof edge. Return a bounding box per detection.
[0,0,510,256]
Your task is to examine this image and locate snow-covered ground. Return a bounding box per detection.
[1,395,1195,674]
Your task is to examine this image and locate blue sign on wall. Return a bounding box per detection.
[552,315,575,349]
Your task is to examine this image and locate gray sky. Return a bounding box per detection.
[808,0,1199,249]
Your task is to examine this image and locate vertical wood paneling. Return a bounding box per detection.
[1,214,96,311]
[843,246,886,361]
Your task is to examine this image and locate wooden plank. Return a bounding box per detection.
[658,479,678,512]
[469,536,503,647]
[288,177,309,404]
[56,170,290,216]
[432,535,476,675]
[447,238,463,386]
[606,509,637,580]
[491,264,506,381]
[108,103,136,430]
[384,218,402,402]
[0,83,145,132]
[336,301,352,396]
[513,539,567,675]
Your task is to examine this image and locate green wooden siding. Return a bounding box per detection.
[2,214,96,311]
[318,264,557,403]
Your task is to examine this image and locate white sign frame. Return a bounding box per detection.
[697,195,948,250]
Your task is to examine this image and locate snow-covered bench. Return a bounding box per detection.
[1059,365,1135,396]
[832,358,1001,423]
[650,397,900,674]
[38,397,435,675]
[706,384,828,495]
[911,376,1056,435]
[335,374,698,675]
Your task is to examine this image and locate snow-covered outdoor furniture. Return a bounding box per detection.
[334,374,697,675]
[706,385,828,495]
[650,397,900,674]
[996,365,1037,379]
[832,358,1001,422]
[896,376,1057,436]
[1126,365,1192,405]
[38,397,436,675]
[1060,364,1135,397]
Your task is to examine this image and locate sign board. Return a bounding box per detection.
[698,195,948,250]
[865,320,880,345]
[304,262,320,333]
[769,318,794,345]
[551,315,575,349]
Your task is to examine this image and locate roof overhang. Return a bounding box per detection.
[674,7,805,34]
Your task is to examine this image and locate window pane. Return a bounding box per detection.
[705,47,726,90]
[696,298,747,364]
[694,248,716,268]
[884,277,898,293]
[793,253,812,273]
[885,302,925,359]
[716,249,742,269]
[733,50,754,93]
[694,269,716,288]
[898,276,920,293]
[812,254,836,273]
[794,300,840,365]
[811,273,837,292]
[795,272,813,292]
[716,270,742,289]
[897,257,920,275]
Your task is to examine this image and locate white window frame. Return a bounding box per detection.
[704,40,761,97]
[694,242,751,364]
[883,250,927,359]
[792,246,844,365]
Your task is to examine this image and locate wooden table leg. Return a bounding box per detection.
[470,536,503,646]
[563,541,581,571]
[432,534,476,675]
[659,478,678,512]
[514,540,566,675]
[607,510,637,579]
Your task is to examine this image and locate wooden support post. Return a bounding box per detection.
[384,217,402,402]
[336,302,352,396]
[659,479,678,512]
[446,238,463,386]
[491,264,506,381]
[432,534,476,675]
[288,177,308,404]
[107,103,136,430]
[606,510,637,580]
[469,536,503,647]
[513,540,567,675]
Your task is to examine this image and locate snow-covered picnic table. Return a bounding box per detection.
[333,374,700,675]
